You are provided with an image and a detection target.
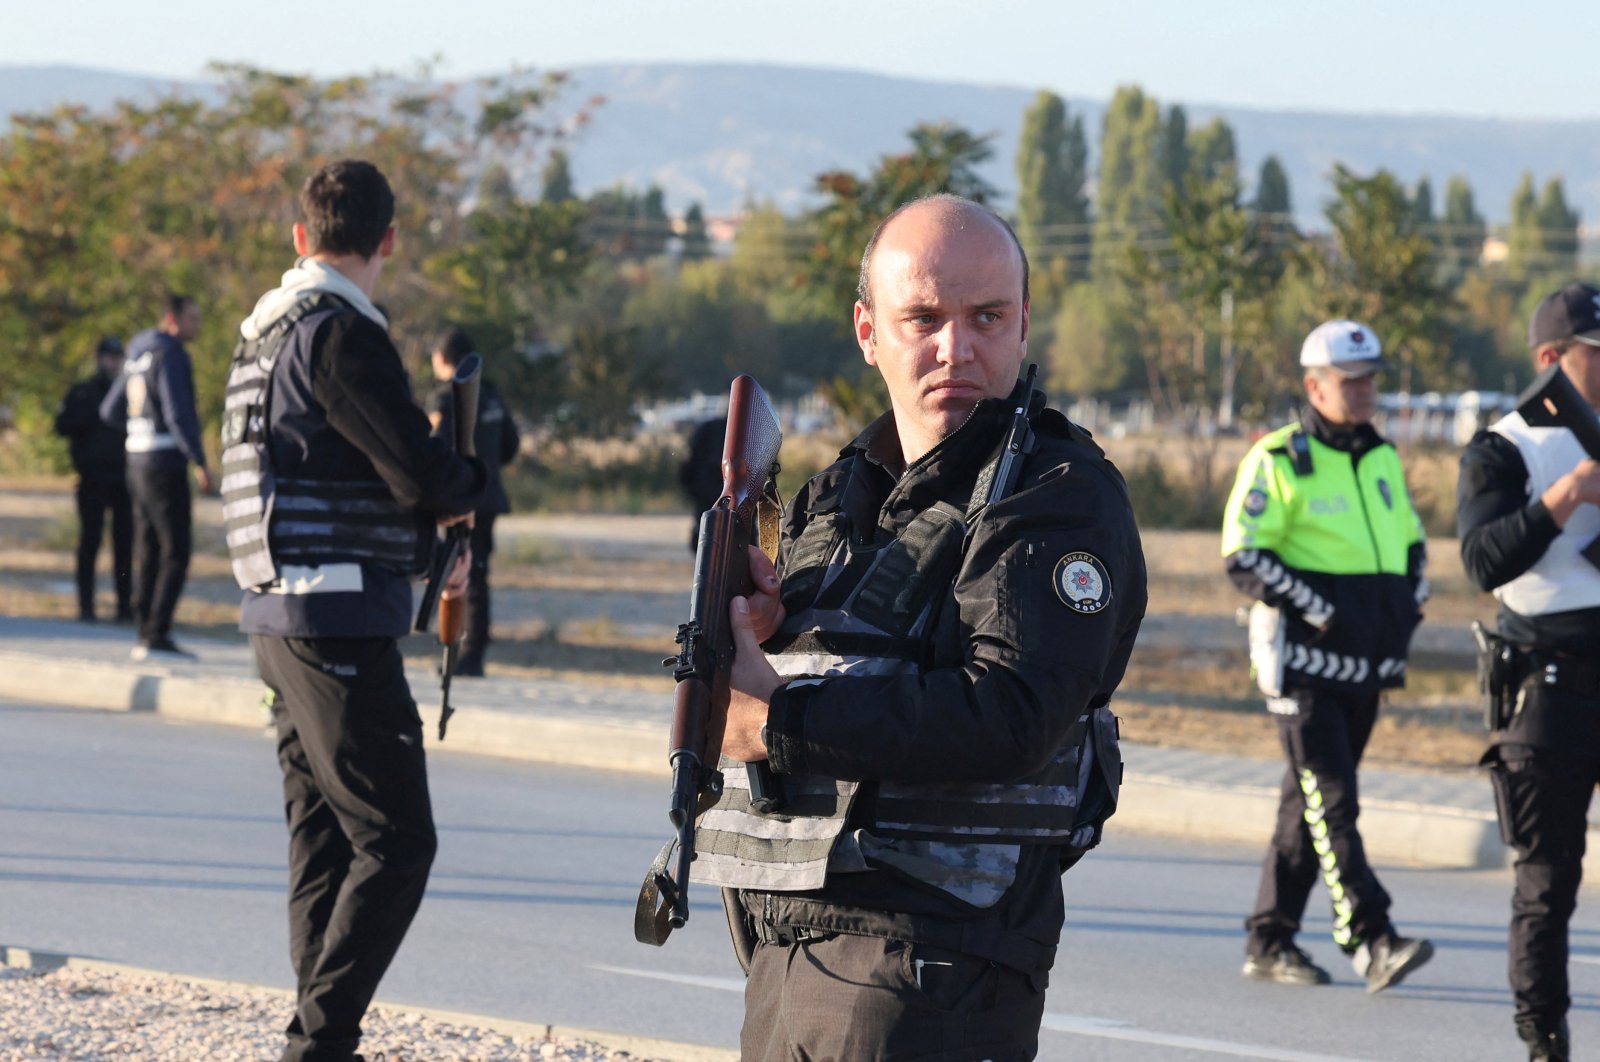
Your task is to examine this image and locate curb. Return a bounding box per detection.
[0,648,1543,874]
[1116,773,1510,871]
[0,946,738,1062]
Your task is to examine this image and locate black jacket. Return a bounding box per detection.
[427,376,520,515]
[757,393,1146,956]
[55,372,125,480]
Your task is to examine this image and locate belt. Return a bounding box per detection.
[1523,652,1600,696]
[755,923,839,947]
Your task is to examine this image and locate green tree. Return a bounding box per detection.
[1305,165,1452,391]
[1160,104,1190,197]
[1253,156,1292,218]
[1092,85,1165,284]
[1014,90,1091,285]
[1537,178,1581,277]
[0,64,588,464]
[1187,117,1238,192]
[1506,172,1543,278]
[681,202,712,261]
[1441,175,1486,282]
[541,148,575,203]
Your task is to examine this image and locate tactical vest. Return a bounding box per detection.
[1490,412,1600,616]
[220,297,429,591]
[693,450,1123,908]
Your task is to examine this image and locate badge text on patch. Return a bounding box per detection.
[1053,552,1112,614]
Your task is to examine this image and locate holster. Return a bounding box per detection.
[1472,620,1522,731]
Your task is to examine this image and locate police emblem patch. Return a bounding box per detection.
[1243,488,1269,517]
[1054,552,1112,614]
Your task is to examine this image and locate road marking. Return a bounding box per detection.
[1041,1013,1378,1060]
[596,965,1379,1061]
[593,965,746,993]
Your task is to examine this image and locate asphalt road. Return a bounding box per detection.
[3,699,1595,1061]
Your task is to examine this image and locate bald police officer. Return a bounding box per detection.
[698,194,1147,1061]
[1222,321,1434,992]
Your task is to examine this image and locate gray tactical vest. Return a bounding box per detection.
[220,298,428,591]
[694,452,1122,908]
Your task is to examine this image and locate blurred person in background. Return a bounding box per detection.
[427,326,520,677]
[99,294,213,660]
[54,335,133,623]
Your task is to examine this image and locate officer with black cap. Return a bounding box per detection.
[1458,281,1600,1062]
[54,335,133,622]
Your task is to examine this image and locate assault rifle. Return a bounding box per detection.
[414,351,482,740]
[635,374,784,946]
[1515,362,1600,569]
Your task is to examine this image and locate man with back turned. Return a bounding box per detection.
[222,159,484,1062]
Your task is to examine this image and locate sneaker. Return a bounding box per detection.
[1353,934,1433,993]
[1517,1018,1570,1061]
[1241,943,1331,986]
[131,638,197,662]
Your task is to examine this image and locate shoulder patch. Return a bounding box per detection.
[1053,552,1112,614]
[1243,487,1269,517]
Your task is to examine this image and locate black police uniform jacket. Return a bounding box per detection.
[699,390,1147,971]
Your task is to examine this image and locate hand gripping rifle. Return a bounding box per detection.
[414,351,482,740]
[635,374,784,946]
[1515,362,1600,569]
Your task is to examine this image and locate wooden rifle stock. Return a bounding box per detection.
[636,374,783,946]
[416,352,482,739]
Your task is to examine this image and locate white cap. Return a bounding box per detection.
[1300,320,1385,377]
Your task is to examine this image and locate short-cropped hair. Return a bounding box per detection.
[299,160,395,259]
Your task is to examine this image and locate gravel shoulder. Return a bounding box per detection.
[0,956,734,1062]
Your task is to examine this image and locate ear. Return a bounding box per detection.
[854,301,877,366]
[1535,343,1564,370]
[1020,298,1030,345]
[292,223,310,256]
[378,226,397,259]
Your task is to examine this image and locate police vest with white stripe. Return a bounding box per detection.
[1490,411,1600,616]
[692,451,1122,908]
[220,296,429,591]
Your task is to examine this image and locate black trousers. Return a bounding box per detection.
[127,463,191,643]
[74,474,132,618]
[253,635,438,1062]
[1487,682,1600,1029]
[460,513,495,670]
[1246,685,1393,955]
[742,932,1045,1062]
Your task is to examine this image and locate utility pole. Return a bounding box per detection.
[1217,289,1237,431]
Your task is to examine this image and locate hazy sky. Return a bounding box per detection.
[5,0,1586,120]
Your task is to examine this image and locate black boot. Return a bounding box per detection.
[1517,1017,1570,1062]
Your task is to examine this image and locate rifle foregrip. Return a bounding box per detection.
[439,594,465,645]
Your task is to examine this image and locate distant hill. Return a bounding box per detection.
[5,61,1600,230]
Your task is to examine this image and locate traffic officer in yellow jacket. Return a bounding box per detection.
[1221,320,1434,992]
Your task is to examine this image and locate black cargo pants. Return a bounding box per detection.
[1246,684,1394,955]
[75,473,132,619]
[1485,682,1600,1030]
[742,930,1046,1061]
[127,461,191,642]
[253,634,437,1062]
